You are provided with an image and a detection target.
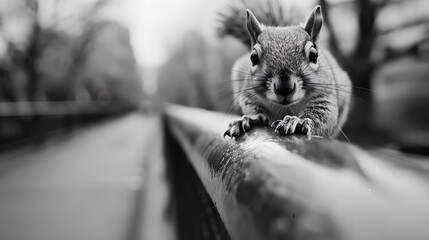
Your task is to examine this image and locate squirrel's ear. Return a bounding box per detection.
[245,9,262,47]
[304,5,323,42]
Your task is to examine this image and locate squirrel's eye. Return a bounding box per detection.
[250,49,259,66]
[309,47,318,63]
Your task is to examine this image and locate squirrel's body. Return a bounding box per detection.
[221,0,351,138]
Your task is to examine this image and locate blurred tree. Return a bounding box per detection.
[0,0,142,106]
[23,0,41,101]
[320,0,429,138]
[76,21,142,105]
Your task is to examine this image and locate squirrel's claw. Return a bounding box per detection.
[301,118,313,136]
[271,120,282,127]
[224,121,242,139]
[273,115,313,136]
[224,114,269,139]
[223,129,231,138]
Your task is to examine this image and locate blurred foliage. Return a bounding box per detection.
[0,0,142,105]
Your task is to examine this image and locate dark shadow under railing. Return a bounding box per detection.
[164,104,429,240]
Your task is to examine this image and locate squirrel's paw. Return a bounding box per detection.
[224,114,269,138]
[271,116,313,136]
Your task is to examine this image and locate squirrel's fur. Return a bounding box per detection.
[218,0,304,46]
[220,0,352,138]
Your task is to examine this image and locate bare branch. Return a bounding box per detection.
[379,20,429,36]
[377,37,429,66]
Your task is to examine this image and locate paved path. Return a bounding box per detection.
[0,113,162,240]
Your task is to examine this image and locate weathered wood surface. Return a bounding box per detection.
[164,104,429,240]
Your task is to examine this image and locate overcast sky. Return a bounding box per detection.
[100,0,214,68]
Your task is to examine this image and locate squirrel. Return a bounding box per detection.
[220,0,352,138]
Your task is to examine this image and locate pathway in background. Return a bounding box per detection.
[0,112,162,240]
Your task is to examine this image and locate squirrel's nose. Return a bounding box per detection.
[274,79,295,96]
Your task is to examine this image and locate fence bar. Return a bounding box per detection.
[164,104,429,240]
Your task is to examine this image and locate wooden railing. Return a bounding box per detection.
[0,101,137,117]
[0,101,139,147]
[164,104,429,240]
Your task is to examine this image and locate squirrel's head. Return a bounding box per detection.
[245,6,323,106]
